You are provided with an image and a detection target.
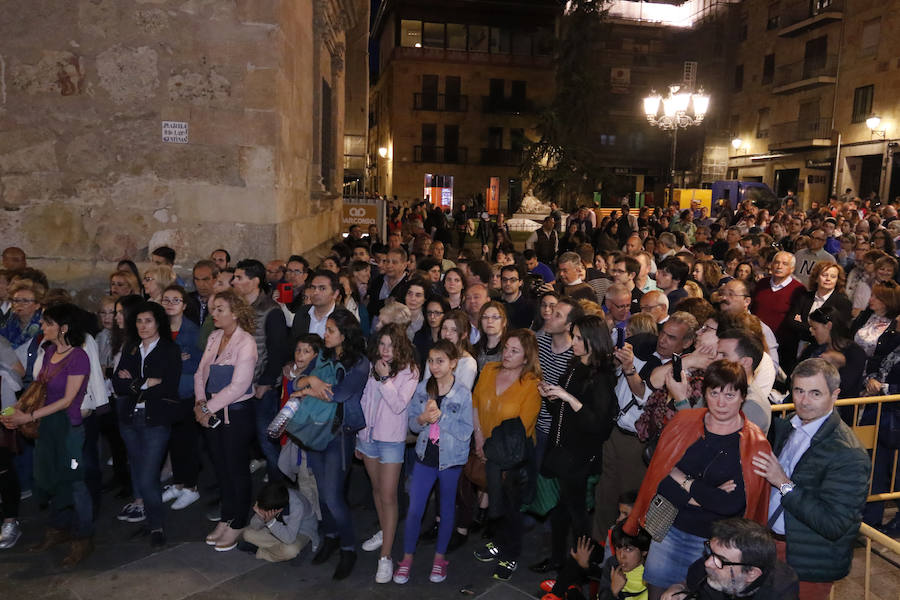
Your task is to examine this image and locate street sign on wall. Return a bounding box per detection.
[342,202,378,228]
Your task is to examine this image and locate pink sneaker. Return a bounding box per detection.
[393,558,412,584]
[429,557,449,583]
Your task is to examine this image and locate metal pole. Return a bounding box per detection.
[671,127,678,184]
[832,131,841,196]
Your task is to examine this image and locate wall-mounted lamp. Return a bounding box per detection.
[867,116,886,140]
[731,137,743,150]
[378,147,388,158]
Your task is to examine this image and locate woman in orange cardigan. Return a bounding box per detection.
[623,360,772,600]
[471,329,542,582]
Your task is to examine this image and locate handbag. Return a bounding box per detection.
[642,447,728,542]
[643,493,679,542]
[463,452,487,489]
[541,367,593,478]
[284,353,345,451]
[16,354,70,439]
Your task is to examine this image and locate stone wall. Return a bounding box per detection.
[0,0,367,295]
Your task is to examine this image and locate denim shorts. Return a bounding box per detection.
[356,437,406,464]
[643,525,707,588]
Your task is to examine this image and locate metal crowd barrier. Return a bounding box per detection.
[772,395,899,600]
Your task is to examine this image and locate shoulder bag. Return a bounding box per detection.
[17,354,71,439]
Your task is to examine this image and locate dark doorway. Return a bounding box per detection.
[889,152,900,204]
[774,169,800,198]
[859,154,882,199]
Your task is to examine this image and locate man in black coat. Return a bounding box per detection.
[662,518,798,600]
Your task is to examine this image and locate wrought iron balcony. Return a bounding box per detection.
[769,117,833,150]
[413,93,469,112]
[481,96,535,114]
[479,148,525,166]
[779,0,843,36]
[772,55,837,93]
[413,145,468,164]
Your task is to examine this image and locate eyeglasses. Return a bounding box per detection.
[286,269,305,275]
[426,310,445,317]
[500,277,519,283]
[704,540,754,569]
[160,298,183,305]
[698,323,718,334]
[482,314,503,322]
[720,291,748,298]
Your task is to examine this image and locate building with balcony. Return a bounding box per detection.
[367,0,558,212]
[725,0,900,205]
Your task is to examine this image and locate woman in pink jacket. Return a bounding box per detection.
[356,323,419,583]
[193,290,258,552]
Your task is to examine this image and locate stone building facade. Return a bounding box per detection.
[725,0,900,205]
[0,0,368,290]
[367,0,558,213]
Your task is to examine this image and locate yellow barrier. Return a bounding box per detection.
[858,523,900,600]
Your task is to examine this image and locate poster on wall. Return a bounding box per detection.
[424,174,454,209]
[486,177,500,215]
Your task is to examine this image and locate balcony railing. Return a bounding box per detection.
[769,117,832,148]
[773,54,837,92]
[481,96,535,114]
[413,145,468,164]
[480,148,525,166]
[413,93,469,112]
[392,46,553,68]
[779,0,844,35]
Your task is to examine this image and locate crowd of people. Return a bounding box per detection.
[0,190,894,600]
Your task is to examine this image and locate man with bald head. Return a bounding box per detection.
[2,247,26,271]
[624,234,643,256]
[639,290,668,325]
[464,283,490,344]
[752,251,806,346]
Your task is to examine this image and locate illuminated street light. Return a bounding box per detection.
[731,137,743,150]
[867,116,886,140]
[643,84,710,191]
[378,147,388,158]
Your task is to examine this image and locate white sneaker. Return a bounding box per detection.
[161,485,183,503]
[375,556,393,584]
[362,530,383,552]
[171,488,200,510]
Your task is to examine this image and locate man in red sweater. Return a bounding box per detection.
[751,251,806,337]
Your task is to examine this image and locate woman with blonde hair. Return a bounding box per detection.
[626,312,658,338]
[109,269,141,299]
[143,264,176,304]
[193,289,258,552]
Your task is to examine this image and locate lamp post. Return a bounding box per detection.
[643,85,710,199]
[867,116,889,199]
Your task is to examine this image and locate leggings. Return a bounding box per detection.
[403,461,462,555]
[0,447,20,520]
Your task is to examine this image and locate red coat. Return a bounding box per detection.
[624,408,772,536]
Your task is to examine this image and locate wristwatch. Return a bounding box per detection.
[200,404,210,415]
[779,481,795,496]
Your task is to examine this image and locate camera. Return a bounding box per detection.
[525,273,547,298]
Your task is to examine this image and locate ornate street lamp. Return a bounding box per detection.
[643,84,710,190]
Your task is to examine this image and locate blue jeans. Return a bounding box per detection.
[644,525,707,588]
[254,388,283,482]
[119,410,171,531]
[82,412,102,513]
[307,431,356,549]
[51,480,94,539]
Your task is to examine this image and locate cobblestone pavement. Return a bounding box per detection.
[2,460,897,600]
